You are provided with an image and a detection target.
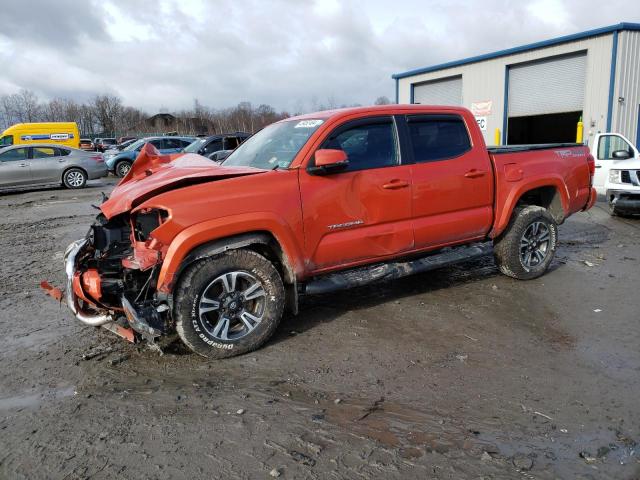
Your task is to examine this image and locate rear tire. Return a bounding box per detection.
[174,249,285,359]
[494,205,557,280]
[62,168,87,189]
[115,161,132,178]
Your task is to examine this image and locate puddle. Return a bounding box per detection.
[0,385,76,411]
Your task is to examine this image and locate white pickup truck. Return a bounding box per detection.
[592,132,640,216]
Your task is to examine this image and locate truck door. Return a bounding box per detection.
[299,116,414,271]
[29,146,64,183]
[400,114,494,249]
[0,147,31,187]
[593,133,638,192]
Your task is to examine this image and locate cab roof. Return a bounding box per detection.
[282,104,470,122]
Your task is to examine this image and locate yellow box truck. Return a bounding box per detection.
[0,122,80,149]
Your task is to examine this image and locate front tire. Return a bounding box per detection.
[494,205,557,280]
[62,168,87,189]
[115,161,132,178]
[174,249,285,359]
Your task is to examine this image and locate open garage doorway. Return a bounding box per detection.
[507,111,582,144]
[506,53,586,145]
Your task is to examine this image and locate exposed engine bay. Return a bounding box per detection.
[65,210,172,346]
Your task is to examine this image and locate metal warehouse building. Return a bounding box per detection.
[392,23,640,148]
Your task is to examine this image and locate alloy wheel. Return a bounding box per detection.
[198,271,267,341]
[519,221,550,268]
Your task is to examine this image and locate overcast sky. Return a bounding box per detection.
[1,0,639,113]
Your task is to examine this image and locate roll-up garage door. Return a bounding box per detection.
[413,76,462,106]
[508,53,586,117]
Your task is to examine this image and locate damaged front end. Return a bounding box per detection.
[61,209,171,346]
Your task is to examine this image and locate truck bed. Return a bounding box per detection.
[487,143,583,154]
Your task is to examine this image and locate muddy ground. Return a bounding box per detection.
[0,178,639,479]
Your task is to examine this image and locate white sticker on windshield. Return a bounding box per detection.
[294,120,323,129]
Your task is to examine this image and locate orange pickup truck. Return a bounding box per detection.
[55,105,597,358]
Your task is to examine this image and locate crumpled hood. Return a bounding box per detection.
[100,143,265,218]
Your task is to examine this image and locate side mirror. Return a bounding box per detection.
[308,149,348,175]
[612,150,632,159]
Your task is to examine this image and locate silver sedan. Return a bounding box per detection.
[0,144,108,190]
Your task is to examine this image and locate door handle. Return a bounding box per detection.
[464,169,486,179]
[58,158,66,162]
[382,179,409,190]
[595,165,602,169]
[18,163,29,167]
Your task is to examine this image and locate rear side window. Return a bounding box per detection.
[58,148,71,156]
[321,118,397,172]
[31,147,57,159]
[407,115,471,162]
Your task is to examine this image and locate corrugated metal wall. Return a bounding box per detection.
[613,31,640,145]
[398,35,614,146]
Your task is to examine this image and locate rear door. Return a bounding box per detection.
[299,116,414,271]
[29,146,64,183]
[400,114,493,248]
[0,147,31,187]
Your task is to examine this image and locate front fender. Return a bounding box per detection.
[156,212,305,293]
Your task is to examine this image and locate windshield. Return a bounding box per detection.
[183,138,206,153]
[223,119,324,169]
[125,139,146,151]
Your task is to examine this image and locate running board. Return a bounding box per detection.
[303,242,493,295]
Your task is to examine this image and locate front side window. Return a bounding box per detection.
[223,119,324,170]
[321,119,397,172]
[203,139,223,154]
[31,147,56,159]
[223,137,240,150]
[407,115,471,162]
[598,135,634,160]
[0,135,14,147]
[150,139,164,149]
[0,148,28,162]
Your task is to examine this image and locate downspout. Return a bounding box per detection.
[606,30,619,132]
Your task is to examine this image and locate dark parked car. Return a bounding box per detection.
[96,138,117,152]
[182,132,250,160]
[0,144,107,190]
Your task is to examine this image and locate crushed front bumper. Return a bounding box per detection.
[64,239,114,327]
[61,237,168,345]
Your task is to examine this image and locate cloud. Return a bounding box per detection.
[0,0,639,113]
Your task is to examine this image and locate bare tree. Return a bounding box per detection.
[93,94,123,135]
[374,96,391,105]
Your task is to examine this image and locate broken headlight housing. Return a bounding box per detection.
[132,209,168,242]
